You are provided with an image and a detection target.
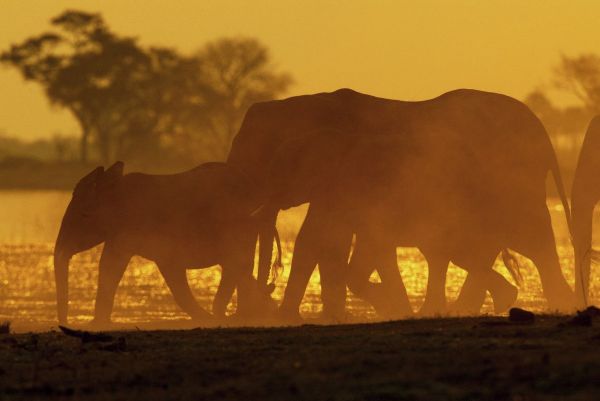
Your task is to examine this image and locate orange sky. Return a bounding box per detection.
[1,0,599,140]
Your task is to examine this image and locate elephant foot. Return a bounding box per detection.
[300,311,348,326]
[276,308,305,325]
[547,296,578,314]
[374,303,414,321]
[321,305,347,324]
[548,284,579,313]
[188,310,218,328]
[448,298,483,316]
[492,283,518,314]
[320,302,348,324]
[225,312,263,327]
[451,280,487,316]
[212,313,231,327]
[88,317,114,331]
[418,300,447,317]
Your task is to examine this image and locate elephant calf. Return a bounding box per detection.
[54,161,278,326]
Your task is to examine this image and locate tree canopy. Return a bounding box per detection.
[1,10,292,169]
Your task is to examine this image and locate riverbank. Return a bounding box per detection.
[0,159,195,190]
[0,160,94,190]
[1,315,599,400]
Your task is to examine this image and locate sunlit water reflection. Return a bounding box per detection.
[0,191,598,331]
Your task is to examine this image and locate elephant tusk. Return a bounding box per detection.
[250,204,266,217]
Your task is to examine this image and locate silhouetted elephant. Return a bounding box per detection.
[264,130,528,318]
[572,115,600,307]
[229,88,576,321]
[331,131,530,316]
[53,161,278,326]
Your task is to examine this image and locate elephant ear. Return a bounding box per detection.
[97,161,124,191]
[74,166,104,194]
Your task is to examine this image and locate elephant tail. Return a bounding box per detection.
[549,143,573,236]
[501,248,523,287]
[266,228,284,293]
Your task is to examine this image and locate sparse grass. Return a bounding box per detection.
[1,315,599,400]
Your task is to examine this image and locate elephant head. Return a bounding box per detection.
[54,161,124,324]
[572,116,600,307]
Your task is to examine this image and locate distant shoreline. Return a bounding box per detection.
[0,160,196,190]
[0,160,95,190]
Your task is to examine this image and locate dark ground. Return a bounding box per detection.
[1,315,600,401]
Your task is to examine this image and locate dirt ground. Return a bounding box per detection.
[1,315,600,401]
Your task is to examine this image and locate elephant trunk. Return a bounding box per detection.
[572,195,595,308]
[256,208,281,294]
[53,237,73,324]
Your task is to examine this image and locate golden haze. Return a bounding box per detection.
[1,0,599,140]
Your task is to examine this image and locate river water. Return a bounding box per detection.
[0,190,598,332]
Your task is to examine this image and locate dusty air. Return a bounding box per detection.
[1,3,599,400]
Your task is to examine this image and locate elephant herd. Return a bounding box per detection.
[54,88,600,326]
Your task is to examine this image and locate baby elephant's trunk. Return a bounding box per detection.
[53,239,72,325]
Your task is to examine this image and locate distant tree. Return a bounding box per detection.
[525,89,590,149]
[525,87,592,188]
[553,54,600,114]
[3,11,144,162]
[1,11,293,166]
[51,134,77,162]
[192,37,293,159]
[525,53,600,158]
[1,11,215,165]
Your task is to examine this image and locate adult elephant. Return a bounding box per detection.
[572,115,600,307]
[228,88,576,320]
[265,130,525,317]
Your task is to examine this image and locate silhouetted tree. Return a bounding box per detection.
[525,90,589,140]
[525,54,600,198]
[525,89,590,174]
[52,134,71,161]
[1,11,292,166]
[525,54,600,173]
[1,11,141,162]
[192,37,293,159]
[554,54,600,114]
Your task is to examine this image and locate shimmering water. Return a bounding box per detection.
[0,191,598,332]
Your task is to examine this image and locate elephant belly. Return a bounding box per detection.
[120,225,239,269]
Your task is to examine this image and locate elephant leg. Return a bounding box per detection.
[213,267,236,318]
[347,240,386,314]
[377,247,413,317]
[256,208,278,289]
[419,253,449,316]
[159,264,212,323]
[317,228,353,323]
[347,237,411,318]
[452,273,488,315]
[452,268,517,314]
[278,207,321,321]
[487,270,518,313]
[450,248,503,315]
[93,242,131,325]
[511,207,575,311]
[225,225,277,322]
[235,273,270,317]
